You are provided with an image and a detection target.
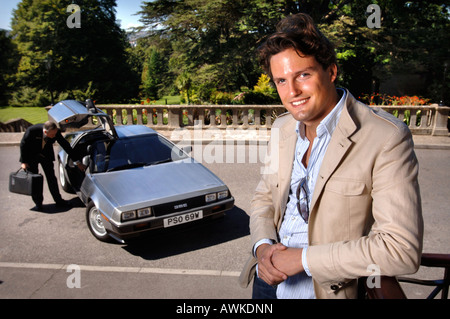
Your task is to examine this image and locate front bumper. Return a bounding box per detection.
[102,197,235,241]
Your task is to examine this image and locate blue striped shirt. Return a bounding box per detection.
[276,89,346,299]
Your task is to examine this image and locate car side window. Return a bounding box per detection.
[92,141,108,172]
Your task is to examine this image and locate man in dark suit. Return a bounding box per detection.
[20,121,85,211]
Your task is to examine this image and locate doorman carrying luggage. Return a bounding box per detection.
[17,121,85,211]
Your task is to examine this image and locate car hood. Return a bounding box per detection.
[89,160,226,209]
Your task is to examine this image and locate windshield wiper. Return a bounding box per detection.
[106,162,147,172]
[146,158,172,166]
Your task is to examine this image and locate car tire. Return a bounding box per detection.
[58,160,73,193]
[86,201,113,243]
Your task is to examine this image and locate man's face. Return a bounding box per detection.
[270,48,338,128]
[44,128,58,139]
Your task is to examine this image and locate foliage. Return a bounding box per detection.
[9,0,139,103]
[209,91,235,105]
[138,0,449,104]
[253,74,276,96]
[360,93,431,106]
[3,0,449,105]
[232,74,281,105]
[359,93,431,127]
[71,81,98,102]
[9,86,68,108]
[9,80,97,108]
[138,0,270,95]
[141,46,166,100]
[0,30,19,105]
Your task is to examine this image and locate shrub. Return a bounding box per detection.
[233,74,280,105]
[359,93,430,106]
[360,93,430,126]
[9,87,68,107]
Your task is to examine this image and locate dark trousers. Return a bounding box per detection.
[252,275,277,299]
[28,159,63,205]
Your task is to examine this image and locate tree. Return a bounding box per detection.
[139,0,266,93]
[142,47,165,100]
[0,30,19,105]
[10,0,139,103]
[377,0,450,103]
[138,0,450,104]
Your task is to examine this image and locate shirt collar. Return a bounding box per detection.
[296,88,346,139]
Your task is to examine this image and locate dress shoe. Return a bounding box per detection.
[32,203,44,212]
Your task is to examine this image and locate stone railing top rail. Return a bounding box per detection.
[93,103,448,136]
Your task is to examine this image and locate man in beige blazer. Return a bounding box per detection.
[239,13,423,299]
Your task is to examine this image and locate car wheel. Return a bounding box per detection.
[58,160,72,193]
[86,201,112,242]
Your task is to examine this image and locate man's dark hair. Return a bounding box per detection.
[258,13,337,79]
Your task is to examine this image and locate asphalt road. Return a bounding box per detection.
[0,145,449,300]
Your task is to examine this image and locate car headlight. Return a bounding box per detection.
[205,193,217,202]
[205,191,229,203]
[122,210,136,221]
[137,207,152,218]
[218,190,229,200]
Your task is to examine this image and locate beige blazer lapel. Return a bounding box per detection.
[310,93,357,212]
[275,117,297,230]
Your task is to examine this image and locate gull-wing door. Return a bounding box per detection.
[48,99,117,138]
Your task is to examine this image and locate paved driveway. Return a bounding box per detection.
[0,145,448,299]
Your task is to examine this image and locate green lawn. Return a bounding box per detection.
[0,106,49,125]
[143,95,181,105]
[0,96,182,125]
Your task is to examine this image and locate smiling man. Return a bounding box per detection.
[239,13,423,299]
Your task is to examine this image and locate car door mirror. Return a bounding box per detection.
[182,146,192,154]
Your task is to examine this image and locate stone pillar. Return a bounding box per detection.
[432,104,450,136]
[168,106,181,129]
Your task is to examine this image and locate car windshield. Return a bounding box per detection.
[90,134,187,173]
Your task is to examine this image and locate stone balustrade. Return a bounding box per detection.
[380,104,449,136]
[0,118,32,133]
[98,104,287,129]
[96,104,449,136]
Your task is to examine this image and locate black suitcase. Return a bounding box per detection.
[9,168,43,196]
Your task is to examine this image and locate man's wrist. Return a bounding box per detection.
[253,239,275,257]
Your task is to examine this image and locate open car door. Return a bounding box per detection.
[48,99,117,138]
[48,99,117,194]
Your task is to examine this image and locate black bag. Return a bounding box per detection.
[9,168,43,196]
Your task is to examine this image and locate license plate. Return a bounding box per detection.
[163,210,203,228]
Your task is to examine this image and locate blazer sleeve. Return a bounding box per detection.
[307,123,423,291]
[249,114,296,249]
[249,132,280,248]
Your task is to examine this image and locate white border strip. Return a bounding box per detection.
[0,262,240,277]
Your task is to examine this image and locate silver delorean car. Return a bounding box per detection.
[48,100,234,243]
